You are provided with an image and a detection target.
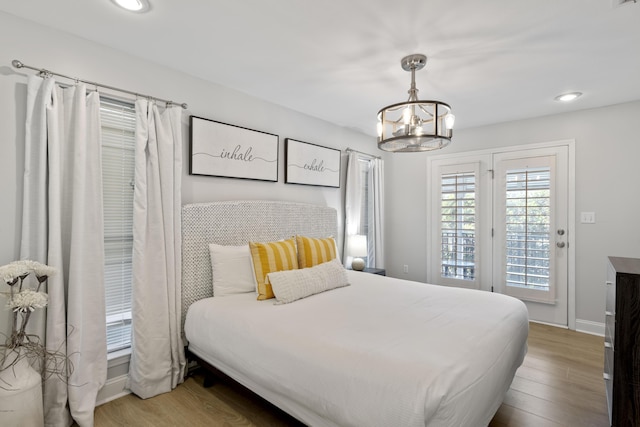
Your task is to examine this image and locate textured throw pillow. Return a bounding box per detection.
[209,244,257,296]
[249,238,299,300]
[296,235,338,268]
[268,258,349,304]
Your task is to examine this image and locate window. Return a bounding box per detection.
[494,152,561,307]
[440,171,476,281]
[101,98,135,353]
[345,153,384,269]
[358,158,371,265]
[505,167,551,291]
[495,149,568,310]
[428,159,486,289]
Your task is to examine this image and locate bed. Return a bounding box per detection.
[181,200,529,427]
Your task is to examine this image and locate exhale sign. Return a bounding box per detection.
[284,138,341,188]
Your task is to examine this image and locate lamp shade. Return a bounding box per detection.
[377,100,454,152]
[348,235,367,257]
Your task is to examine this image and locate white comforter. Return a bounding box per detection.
[185,271,528,427]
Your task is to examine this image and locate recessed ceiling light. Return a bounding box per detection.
[112,0,150,12]
[554,92,583,102]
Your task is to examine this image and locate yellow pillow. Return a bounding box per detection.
[249,238,298,300]
[296,235,337,269]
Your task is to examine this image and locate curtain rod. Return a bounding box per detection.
[345,148,381,159]
[11,59,188,109]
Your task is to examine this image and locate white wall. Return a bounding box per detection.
[385,100,640,328]
[0,12,374,336]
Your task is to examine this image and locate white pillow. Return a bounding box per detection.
[209,243,257,296]
[267,258,349,304]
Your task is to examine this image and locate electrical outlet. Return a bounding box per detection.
[403,265,409,274]
[580,212,596,224]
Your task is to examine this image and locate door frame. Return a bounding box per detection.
[426,139,576,330]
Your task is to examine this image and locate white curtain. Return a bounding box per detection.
[343,152,362,267]
[21,76,107,427]
[369,158,385,268]
[343,151,385,269]
[127,100,185,399]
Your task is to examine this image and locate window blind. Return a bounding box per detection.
[505,167,551,291]
[101,98,135,353]
[440,172,476,280]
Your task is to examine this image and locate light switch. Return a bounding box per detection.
[580,212,596,224]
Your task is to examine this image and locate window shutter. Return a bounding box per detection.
[101,98,135,353]
[440,172,476,281]
[505,167,551,292]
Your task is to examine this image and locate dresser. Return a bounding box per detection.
[605,256,640,427]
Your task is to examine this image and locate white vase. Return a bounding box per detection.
[0,349,44,427]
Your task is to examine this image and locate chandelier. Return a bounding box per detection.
[377,54,455,152]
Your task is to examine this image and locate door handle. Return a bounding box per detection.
[556,242,566,248]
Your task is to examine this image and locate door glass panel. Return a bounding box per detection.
[505,167,551,292]
[441,172,476,281]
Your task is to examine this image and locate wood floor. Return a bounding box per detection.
[93,322,609,426]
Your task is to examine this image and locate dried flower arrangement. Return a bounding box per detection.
[0,260,68,386]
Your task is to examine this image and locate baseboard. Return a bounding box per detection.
[575,319,605,337]
[96,374,131,406]
[529,319,568,329]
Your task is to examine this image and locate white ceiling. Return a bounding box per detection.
[1,0,639,135]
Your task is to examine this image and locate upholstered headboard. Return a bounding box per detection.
[181,200,338,331]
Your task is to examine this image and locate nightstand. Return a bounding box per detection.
[361,268,386,276]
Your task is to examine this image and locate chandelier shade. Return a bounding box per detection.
[377,54,454,152]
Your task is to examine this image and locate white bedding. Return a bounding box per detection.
[185,271,528,427]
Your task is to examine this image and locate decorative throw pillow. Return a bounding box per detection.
[296,235,338,268]
[268,258,349,304]
[249,238,298,300]
[209,244,257,297]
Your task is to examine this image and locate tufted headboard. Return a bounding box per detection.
[181,200,338,332]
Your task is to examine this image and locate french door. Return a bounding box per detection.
[428,144,572,326]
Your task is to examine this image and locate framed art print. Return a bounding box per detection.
[190,116,279,182]
[285,138,340,188]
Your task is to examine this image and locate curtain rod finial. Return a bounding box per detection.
[12,60,23,69]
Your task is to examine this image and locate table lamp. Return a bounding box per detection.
[348,235,367,271]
